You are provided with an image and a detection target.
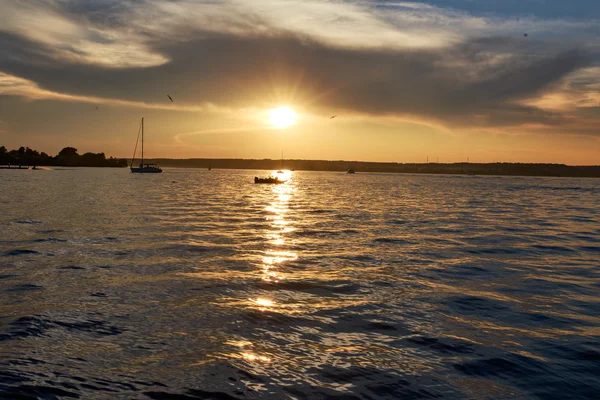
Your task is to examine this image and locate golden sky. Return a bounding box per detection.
[0,0,599,164]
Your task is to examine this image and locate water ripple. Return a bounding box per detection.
[0,169,598,399]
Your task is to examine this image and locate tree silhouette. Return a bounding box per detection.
[1,145,126,167]
[58,147,79,157]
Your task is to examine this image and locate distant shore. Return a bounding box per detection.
[146,158,600,178]
[2,145,599,177]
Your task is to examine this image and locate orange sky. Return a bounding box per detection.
[0,1,599,164]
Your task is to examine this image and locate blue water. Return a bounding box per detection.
[1,168,599,399]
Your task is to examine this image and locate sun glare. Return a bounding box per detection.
[269,106,297,129]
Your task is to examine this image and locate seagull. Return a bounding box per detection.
[167,95,173,102]
[330,115,337,119]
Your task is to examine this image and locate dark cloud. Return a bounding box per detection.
[0,28,591,127]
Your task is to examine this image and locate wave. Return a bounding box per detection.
[3,249,40,256]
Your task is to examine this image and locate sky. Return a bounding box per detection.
[0,0,599,164]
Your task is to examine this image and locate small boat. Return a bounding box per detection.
[130,118,162,173]
[347,169,355,174]
[255,176,286,184]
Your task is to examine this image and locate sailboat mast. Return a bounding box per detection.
[141,117,144,167]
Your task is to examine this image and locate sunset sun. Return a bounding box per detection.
[268,106,297,129]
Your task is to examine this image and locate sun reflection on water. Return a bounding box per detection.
[274,169,292,181]
[223,340,272,364]
[261,250,298,283]
[242,352,271,363]
[255,297,273,307]
[260,180,297,283]
[249,297,277,312]
[219,172,302,367]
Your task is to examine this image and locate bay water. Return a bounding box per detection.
[1,169,599,399]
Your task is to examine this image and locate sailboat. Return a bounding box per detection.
[131,118,162,173]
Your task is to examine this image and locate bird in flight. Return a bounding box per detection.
[167,95,173,102]
[330,115,337,119]
[523,33,528,37]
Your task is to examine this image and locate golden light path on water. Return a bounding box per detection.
[212,170,432,377]
[237,174,298,364]
[261,176,297,284]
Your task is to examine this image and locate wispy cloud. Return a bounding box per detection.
[0,0,166,67]
[0,71,219,112]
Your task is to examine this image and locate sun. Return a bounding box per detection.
[268,106,297,129]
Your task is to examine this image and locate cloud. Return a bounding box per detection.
[0,0,598,132]
[525,67,600,111]
[3,0,596,64]
[1,31,589,126]
[0,0,166,67]
[0,71,217,112]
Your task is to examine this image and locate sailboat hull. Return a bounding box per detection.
[131,167,162,173]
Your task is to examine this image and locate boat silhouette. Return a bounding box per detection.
[130,118,162,173]
[254,176,286,184]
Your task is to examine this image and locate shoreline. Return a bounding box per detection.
[3,162,599,178]
[149,159,600,178]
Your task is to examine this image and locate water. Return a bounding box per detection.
[1,168,599,399]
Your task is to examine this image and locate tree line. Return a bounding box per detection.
[0,146,127,167]
[153,158,600,177]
